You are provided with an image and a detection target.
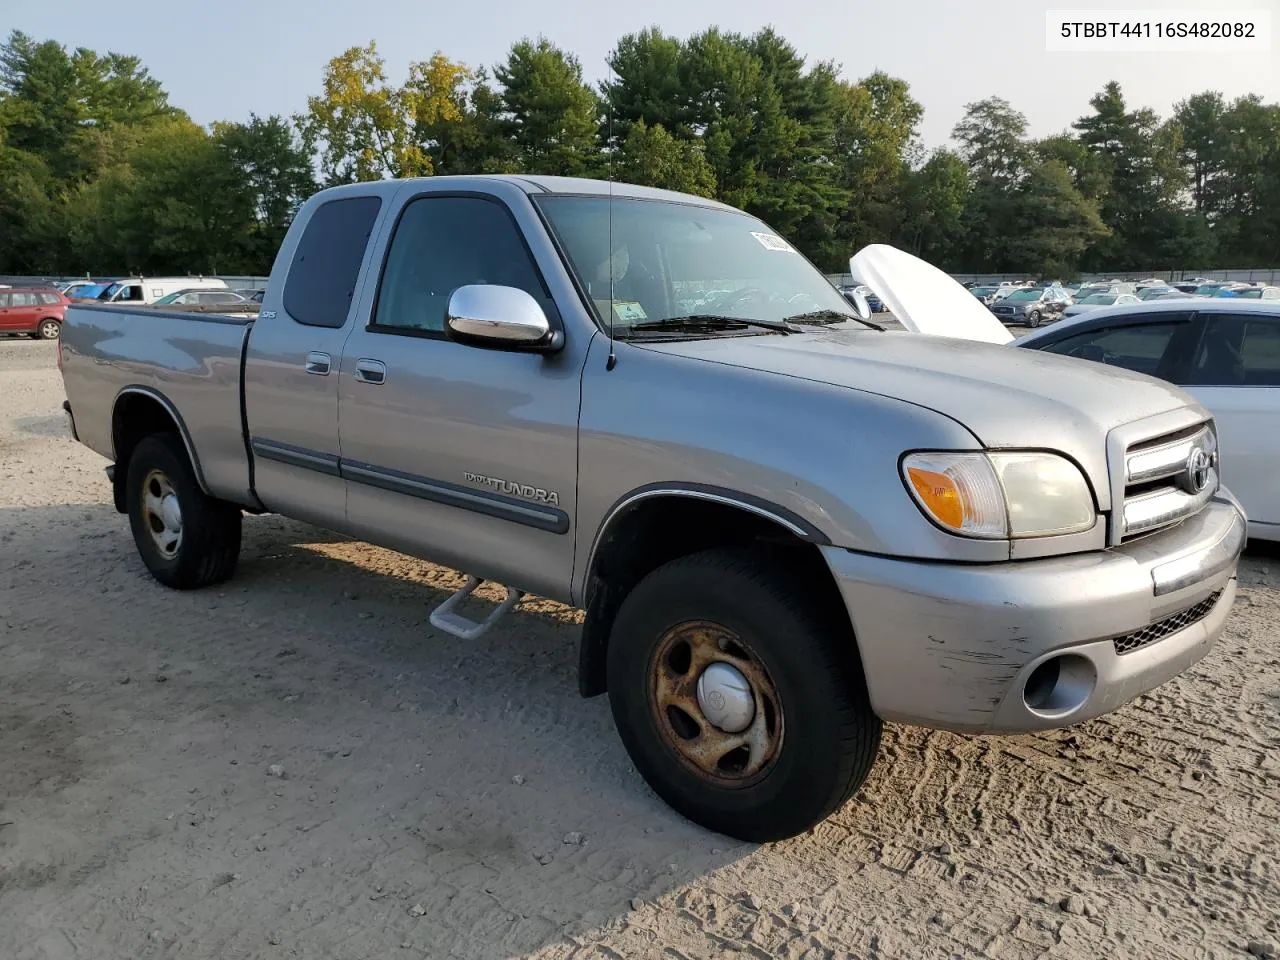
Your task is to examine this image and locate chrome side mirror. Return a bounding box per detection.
[445,285,560,351]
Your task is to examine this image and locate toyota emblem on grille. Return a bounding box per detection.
[1182,447,1214,494]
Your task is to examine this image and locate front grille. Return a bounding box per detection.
[1119,423,1218,541]
[1112,590,1222,655]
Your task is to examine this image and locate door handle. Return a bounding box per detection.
[305,351,331,375]
[355,358,387,385]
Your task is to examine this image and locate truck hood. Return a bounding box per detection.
[641,328,1202,509]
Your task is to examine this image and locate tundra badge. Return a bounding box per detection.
[464,471,560,507]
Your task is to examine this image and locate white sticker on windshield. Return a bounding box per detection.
[751,232,793,252]
[611,300,647,321]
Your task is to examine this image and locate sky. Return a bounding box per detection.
[9,0,1279,150]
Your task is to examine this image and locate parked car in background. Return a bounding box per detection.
[989,286,1071,327]
[0,286,70,339]
[234,288,266,303]
[969,285,1001,305]
[1139,285,1181,300]
[154,289,250,306]
[1063,293,1141,316]
[1220,285,1280,300]
[69,282,112,302]
[1016,300,1280,542]
[96,277,229,304]
[1193,282,1235,297]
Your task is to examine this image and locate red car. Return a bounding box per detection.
[0,286,70,339]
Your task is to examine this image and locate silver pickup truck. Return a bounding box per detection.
[60,175,1246,842]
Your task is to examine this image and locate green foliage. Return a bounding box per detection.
[0,28,1278,278]
[615,120,715,196]
[493,38,599,177]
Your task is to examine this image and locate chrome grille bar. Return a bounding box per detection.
[1125,427,1213,485]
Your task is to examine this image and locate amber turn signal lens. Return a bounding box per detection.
[906,467,964,529]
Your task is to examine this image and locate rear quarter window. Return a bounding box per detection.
[283,195,383,328]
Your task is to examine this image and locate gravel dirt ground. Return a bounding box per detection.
[2,336,1278,960]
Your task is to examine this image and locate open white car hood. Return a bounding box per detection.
[850,244,1013,345]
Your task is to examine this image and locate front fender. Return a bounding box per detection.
[570,337,1001,604]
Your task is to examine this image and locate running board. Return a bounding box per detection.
[428,576,523,640]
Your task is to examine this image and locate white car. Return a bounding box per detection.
[850,245,1280,542]
[1063,293,1141,316]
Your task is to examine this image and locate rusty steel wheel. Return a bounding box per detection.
[650,621,783,785]
[607,548,882,842]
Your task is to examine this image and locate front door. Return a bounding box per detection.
[337,191,584,601]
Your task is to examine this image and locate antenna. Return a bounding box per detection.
[605,58,617,371]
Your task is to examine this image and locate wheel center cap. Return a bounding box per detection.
[696,662,755,733]
[161,494,182,531]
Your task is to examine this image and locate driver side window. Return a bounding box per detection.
[371,195,554,336]
[1041,320,1183,378]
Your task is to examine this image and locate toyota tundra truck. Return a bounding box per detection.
[59,175,1246,842]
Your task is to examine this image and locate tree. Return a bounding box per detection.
[831,72,924,257]
[213,115,316,270]
[895,149,969,267]
[1073,81,1197,270]
[953,97,1029,182]
[615,120,715,196]
[298,42,430,185]
[602,28,689,145]
[493,38,599,176]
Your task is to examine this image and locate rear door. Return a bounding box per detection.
[1180,311,1280,531]
[6,291,42,332]
[0,293,15,331]
[243,191,388,526]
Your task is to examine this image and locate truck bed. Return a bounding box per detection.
[60,304,256,505]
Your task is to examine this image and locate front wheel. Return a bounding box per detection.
[606,549,882,842]
[1026,310,1042,328]
[126,434,242,589]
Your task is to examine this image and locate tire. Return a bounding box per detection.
[38,319,61,340]
[1026,310,1042,328]
[126,434,242,589]
[606,548,882,842]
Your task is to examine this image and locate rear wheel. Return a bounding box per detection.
[38,319,61,340]
[126,434,241,589]
[606,548,882,842]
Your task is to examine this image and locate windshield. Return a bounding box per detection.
[1005,289,1042,303]
[537,196,856,336]
[1194,283,1223,295]
[100,283,124,300]
[1081,294,1117,305]
[1231,288,1262,299]
[971,286,998,296]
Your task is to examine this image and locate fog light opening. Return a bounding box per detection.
[1023,653,1096,717]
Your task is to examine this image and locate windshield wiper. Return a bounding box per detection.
[783,309,884,331]
[628,314,800,335]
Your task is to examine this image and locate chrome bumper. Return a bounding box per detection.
[823,496,1246,733]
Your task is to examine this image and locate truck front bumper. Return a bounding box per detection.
[823,496,1246,733]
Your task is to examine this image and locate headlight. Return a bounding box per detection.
[902,451,1096,539]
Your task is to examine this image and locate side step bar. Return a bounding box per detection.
[429,576,523,640]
